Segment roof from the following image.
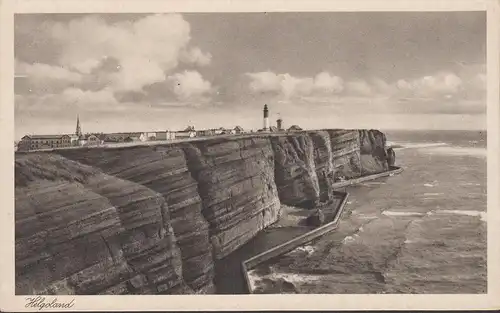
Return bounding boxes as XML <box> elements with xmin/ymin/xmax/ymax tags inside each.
<box><xmin>234</xmin><ymin>126</ymin><xmax>244</xmax><ymax>131</ymax></box>
<box><xmin>22</xmin><ymin>134</ymin><xmax>70</xmax><ymax>140</ymax></box>
<box><xmin>105</xmin><ymin>132</ymin><xmax>142</xmax><ymax>137</ymax></box>
<box><xmin>288</xmin><ymin>125</ymin><xmax>303</xmax><ymax>131</ymax></box>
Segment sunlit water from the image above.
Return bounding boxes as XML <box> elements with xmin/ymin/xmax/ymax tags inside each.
<box><xmin>249</xmin><ymin>130</ymin><xmax>487</xmax><ymax>294</ymax></box>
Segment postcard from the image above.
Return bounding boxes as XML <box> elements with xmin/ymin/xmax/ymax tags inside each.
<box><xmin>1</xmin><ymin>0</ymin><xmax>499</xmax><ymax>311</ymax></box>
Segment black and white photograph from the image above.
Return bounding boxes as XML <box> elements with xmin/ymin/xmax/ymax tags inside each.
<box><xmin>1</xmin><ymin>0</ymin><xmax>499</xmax><ymax>311</ymax></box>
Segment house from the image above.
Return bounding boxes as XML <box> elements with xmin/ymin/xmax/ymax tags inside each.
<box><xmin>234</xmin><ymin>126</ymin><xmax>245</xmax><ymax>134</ymax></box>
<box><xmin>213</xmin><ymin>127</ymin><xmax>225</xmax><ymax>135</ymax></box>
<box><xmin>288</xmin><ymin>125</ymin><xmax>303</xmax><ymax>132</ymax></box>
<box><xmin>18</xmin><ymin>134</ymin><xmax>72</xmax><ymax>151</ymax></box>
<box><xmin>176</xmin><ymin>126</ymin><xmax>197</xmax><ymax>139</ymax></box>
<box><xmin>176</xmin><ymin>131</ymin><xmax>196</xmax><ymax>139</ymax></box>
<box><xmin>218</xmin><ymin>128</ymin><xmax>235</xmax><ymax>135</ymax></box>
<box><xmin>144</xmin><ymin>132</ymin><xmax>157</xmax><ymax>141</ymax></box>
<box><xmin>84</xmin><ymin>134</ymin><xmax>101</xmax><ymax>146</ymax></box>
<box><xmin>126</xmin><ymin>133</ymin><xmax>143</xmax><ymax>142</ymax></box>
<box><xmin>102</xmin><ymin>133</ymin><xmax>128</xmax><ymax>143</ymax></box>
<box><xmin>69</xmin><ymin>134</ymin><xmax>80</xmax><ymax>146</ymax></box>
<box><xmin>153</xmin><ymin>130</ymin><xmax>176</xmax><ymax>141</ymax></box>
<box><xmin>197</xmin><ymin>129</ymin><xmax>214</xmax><ymax>137</ymax></box>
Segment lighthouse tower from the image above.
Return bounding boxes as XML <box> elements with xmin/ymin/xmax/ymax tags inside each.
<box><xmin>263</xmin><ymin>104</ymin><xmax>269</xmax><ymax>130</ymax></box>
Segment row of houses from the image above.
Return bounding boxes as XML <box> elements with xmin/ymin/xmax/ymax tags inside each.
<box><xmin>16</xmin><ymin>125</ymin><xmax>250</xmax><ymax>152</ymax></box>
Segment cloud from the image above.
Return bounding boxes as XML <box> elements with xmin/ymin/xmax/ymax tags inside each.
<box><xmin>180</xmin><ymin>47</ymin><xmax>212</xmax><ymax>67</ymax></box>
<box><xmin>15</xmin><ymin>87</ymin><xmax>119</xmax><ymax>112</ymax></box>
<box><xmin>246</xmin><ymin>71</ymin><xmax>343</xmax><ymax>99</ymax></box>
<box><xmin>346</xmin><ymin>80</ymin><xmax>373</xmax><ymax>96</ymax></box>
<box><xmin>314</xmin><ymin>72</ymin><xmax>344</xmax><ymax>94</ymax></box>
<box><xmin>16</xmin><ymin>60</ymin><xmax>83</xmax><ymax>82</ymax></box>
<box><xmin>246</xmin><ymin>68</ymin><xmax>485</xmax><ymax>106</ymax></box>
<box><xmin>167</xmin><ymin>70</ymin><xmax>213</xmax><ymax>101</ymax></box>
<box><xmin>396</xmin><ymin>72</ymin><xmax>463</xmax><ymax>97</ymax></box>
<box><xmin>15</xmin><ymin>13</ymin><xmax>218</xmax><ymax>113</ymax></box>
<box><xmin>18</xmin><ymin>13</ymin><xmax>212</xmax><ymax>95</ymax></box>
<box><xmin>61</xmin><ymin>87</ymin><xmax>118</xmax><ymax>107</ymax></box>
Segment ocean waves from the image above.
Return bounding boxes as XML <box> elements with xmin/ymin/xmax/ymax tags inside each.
<box><xmin>388</xmin><ymin>141</ymin><xmax>486</xmax><ymax>158</ymax></box>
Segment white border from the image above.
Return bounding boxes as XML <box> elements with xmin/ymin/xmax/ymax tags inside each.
<box><xmin>1</xmin><ymin>0</ymin><xmax>499</xmax><ymax>311</ymax></box>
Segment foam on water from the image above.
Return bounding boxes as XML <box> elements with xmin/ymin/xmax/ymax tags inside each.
<box><xmin>431</xmin><ymin>209</ymin><xmax>487</xmax><ymax>222</ymax></box>
<box><xmin>342</xmin><ymin>234</ymin><xmax>359</xmax><ymax>244</ymax></box>
<box><xmin>390</xmin><ymin>142</ymin><xmax>449</xmax><ymax>150</ymax></box>
<box><xmin>293</xmin><ymin>245</ymin><xmax>315</xmax><ymax>255</ymax></box>
<box><xmin>420</xmin><ymin>146</ymin><xmax>487</xmax><ymax>158</ymax></box>
<box><xmin>246</xmin><ymin>269</ymin><xmax>260</xmax><ymax>291</ymax></box>
<box><xmin>389</xmin><ymin>140</ymin><xmax>486</xmax><ymax>158</ymax></box>
<box><xmin>423</xmin><ymin>193</ymin><xmax>444</xmax><ymax>196</ymax></box>
<box><xmin>382</xmin><ymin>211</ymin><xmax>426</xmax><ymax>217</ymax></box>
<box><xmin>247</xmin><ymin>267</ymin><xmax>323</xmax><ymax>292</ymax></box>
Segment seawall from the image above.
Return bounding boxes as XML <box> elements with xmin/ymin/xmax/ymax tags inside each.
<box><xmin>15</xmin><ymin>129</ymin><xmax>392</xmax><ymax>295</ymax></box>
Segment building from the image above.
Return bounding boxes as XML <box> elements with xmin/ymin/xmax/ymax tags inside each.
<box><xmin>69</xmin><ymin>134</ymin><xmax>79</xmax><ymax>146</ymax></box>
<box><xmin>102</xmin><ymin>132</ymin><xmax>143</xmax><ymax>143</ymax></box>
<box><xmin>127</xmin><ymin>133</ymin><xmax>143</xmax><ymax>142</ymax></box>
<box><xmin>214</xmin><ymin>127</ymin><xmax>225</xmax><ymax>135</ymax></box>
<box><xmin>84</xmin><ymin>134</ymin><xmax>101</xmax><ymax>146</ymax></box>
<box><xmin>263</xmin><ymin>104</ymin><xmax>270</xmax><ymax>130</ymax></box>
<box><xmin>234</xmin><ymin>126</ymin><xmax>245</xmax><ymax>134</ymax></box>
<box><xmin>18</xmin><ymin>134</ymin><xmax>72</xmax><ymax>151</ymax></box>
<box><xmin>75</xmin><ymin>115</ymin><xmax>82</xmax><ymax>137</ymax></box>
<box><xmin>288</xmin><ymin>125</ymin><xmax>303</xmax><ymax>132</ymax></box>
<box><xmin>197</xmin><ymin>129</ymin><xmax>214</xmax><ymax>137</ymax></box>
<box><xmin>277</xmin><ymin>118</ymin><xmax>283</xmax><ymax>131</ymax></box>
<box><xmin>144</xmin><ymin>132</ymin><xmax>157</xmax><ymax>141</ymax></box>
<box><xmin>155</xmin><ymin>131</ymin><xmax>175</xmax><ymax>140</ymax></box>
<box><xmin>102</xmin><ymin>133</ymin><xmax>128</xmax><ymax>143</ymax></box>
<box><xmin>176</xmin><ymin>126</ymin><xmax>197</xmax><ymax>139</ymax></box>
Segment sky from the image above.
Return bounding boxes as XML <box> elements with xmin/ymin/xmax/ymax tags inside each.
<box><xmin>14</xmin><ymin>12</ymin><xmax>486</xmax><ymax>138</ymax></box>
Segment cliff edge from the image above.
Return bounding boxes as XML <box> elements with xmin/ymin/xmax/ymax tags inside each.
<box><xmin>15</xmin><ymin>129</ymin><xmax>394</xmax><ymax>295</ymax></box>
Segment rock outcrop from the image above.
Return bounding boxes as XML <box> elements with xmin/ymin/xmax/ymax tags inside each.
<box><xmin>359</xmin><ymin>129</ymin><xmax>390</xmax><ymax>175</ymax></box>
<box><xmin>308</xmin><ymin>131</ymin><xmax>335</xmax><ymax>202</ymax></box>
<box><xmin>15</xmin><ymin>153</ymin><xmax>190</xmax><ymax>295</ymax></box>
<box><xmin>182</xmin><ymin>137</ymin><xmax>280</xmax><ymax>260</ymax></box>
<box><xmin>15</xmin><ymin>129</ymin><xmax>393</xmax><ymax>295</ymax></box>
<box><xmin>271</xmin><ymin>134</ymin><xmax>320</xmax><ymax>208</ymax></box>
<box><xmin>56</xmin><ymin>145</ymin><xmax>215</xmax><ymax>293</ymax></box>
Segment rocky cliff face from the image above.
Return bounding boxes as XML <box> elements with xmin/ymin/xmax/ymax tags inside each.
<box><xmin>15</xmin><ymin>153</ymin><xmax>190</xmax><ymax>295</ymax></box>
<box><xmin>15</xmin><ymin>129</ymin><xmax>393</xmax><ymax>295</ymax></box>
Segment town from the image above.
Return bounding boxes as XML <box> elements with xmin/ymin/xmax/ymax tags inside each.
<box><xmin>16</xmin><ymin>104</ymin><xmax>303</xmax><ymax>152</ymax></box>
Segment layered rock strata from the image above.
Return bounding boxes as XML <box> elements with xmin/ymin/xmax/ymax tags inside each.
<box><xmin>15</xmin><ymin>153</ymin><xmax>190</xmax><ymax>295</ymax></box>
<box><xmin>15</xmin><ymin>129</ymin><xmax>393</xmax><ymax>295</ymax></box>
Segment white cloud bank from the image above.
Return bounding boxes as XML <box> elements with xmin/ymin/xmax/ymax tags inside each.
<box><xmin>247</xmin><ymin>71</ymin><xmax>344</xmax><ymax>98</ymax></box>
<box><xmin>246</xmin><ymin>69</ymin><xmax>486</xmax><ymax>102</ymax></box>
<box><xmin>15</xmin><ymin>14</ymin><xmax>214</xmax><ymax>110</ymax></box>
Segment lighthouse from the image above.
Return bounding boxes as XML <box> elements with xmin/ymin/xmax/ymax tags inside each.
<box><xmin>263</xmin><ymin>104</ymin><xmax>269</xmax><ymax>130</ymax></box>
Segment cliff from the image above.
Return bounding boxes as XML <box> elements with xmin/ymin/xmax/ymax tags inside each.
<box><xmin>15</xmin><ymin>129</ymin><xmax>394</xmax><ymax>295</ymax></box>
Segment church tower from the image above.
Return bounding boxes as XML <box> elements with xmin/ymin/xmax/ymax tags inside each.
<box><xmin>75</xmin><ymin>115</ymin><xmax>82</xmax><ymax>137</ymax></box>
<box><xmin>263</xmin><ymin>104</ymin><xmax>269</xmax><ymax>130</ymax></box>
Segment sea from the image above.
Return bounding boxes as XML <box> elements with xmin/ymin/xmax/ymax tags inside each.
<box><xmin>245</xmin><ymin>129</ymin><xmax>487</xmax><ymax>294</ymax></box>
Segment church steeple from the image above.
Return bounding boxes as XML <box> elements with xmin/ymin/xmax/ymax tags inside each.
<box><xmin>76</xmin><ymin>115</ymin><xmax>82</xmax><ymax>137</ymax></box>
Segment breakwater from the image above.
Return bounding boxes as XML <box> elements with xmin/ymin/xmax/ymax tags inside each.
<box><xmin>15</xmin><ymin>129</ymin><xmax>393</xmax><ymax>295</ymax></box>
